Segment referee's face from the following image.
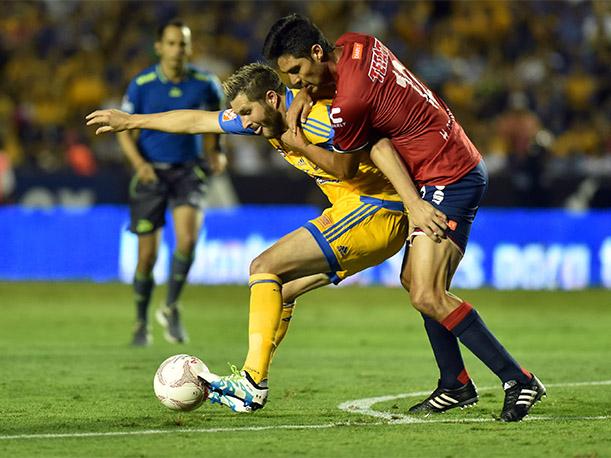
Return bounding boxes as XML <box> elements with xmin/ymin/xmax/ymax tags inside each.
<box><xmin>156</xmin><ymin>25</ymin><xmax>192</xmax><ymax>69</ymax></box>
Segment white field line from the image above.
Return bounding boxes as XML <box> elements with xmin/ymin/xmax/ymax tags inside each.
<box><xmin>1</xmin><ymin>380</ymin><xmax>610</xmax><ymax>441</ymax></box>
<box><xmin>338</xmin><ymin>379</ymin><xmax>611</xmax><ymax>423</ymax></box>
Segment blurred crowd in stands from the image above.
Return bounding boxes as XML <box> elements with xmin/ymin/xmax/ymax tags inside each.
<box><xmin>0</xmin><ymin>0</ymin><xmax>609</xmax><ymax>206</ymax></box>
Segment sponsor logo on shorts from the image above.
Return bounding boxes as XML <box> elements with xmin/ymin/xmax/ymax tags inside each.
<box><xmin>337</xmin><ymin>245</ymin><xmax>349</xmax><ymax>255</ymax></box>
<box><xmin>432</xmin><ymin>186</ymin><xmax>445</xmax><ymax>205</ymax></box>
<box><xmin>447</xmin><ymin>220</ymin><xmax>457</xmax><ymax>231</ymax></box>
<box><xmin>136</xmin><ymin>219</ymin><xmax>154</xmax><ymax>233</ymax></box>
<box><xmin>352</xmin><ymin>43</ymin><xmax>363</xmax><ymax>60</ymax></box>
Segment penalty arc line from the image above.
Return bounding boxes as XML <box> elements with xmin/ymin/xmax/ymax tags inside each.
<box><xmin>0</xmin><ymin>379</ymin><xmax>610</xmax><ymax>441</ymax></box>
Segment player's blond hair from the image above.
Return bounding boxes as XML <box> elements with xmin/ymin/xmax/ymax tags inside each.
<box><xmin>223</xmin><ymin>63</ymin><xmax>285</xmax><ymax>102</ymax></box>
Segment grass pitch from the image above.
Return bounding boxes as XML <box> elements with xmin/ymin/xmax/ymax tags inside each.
<box><xmin>0</xmin><ymin>283</ymin><xmax>609</xmax><ymax>457</ymax></box>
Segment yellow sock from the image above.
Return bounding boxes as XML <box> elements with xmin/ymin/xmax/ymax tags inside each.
<box><xmin>271</xmin><ymin>301</ymin><xmax>296</xmax><ymax>360</ymax></box>
<box><xmin>242</xmin><ymin>273</ymin><xmax>283</xmax><ymax>384</ymax></box>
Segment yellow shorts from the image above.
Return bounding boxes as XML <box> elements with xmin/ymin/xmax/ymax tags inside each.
<box><xmin>304</xmin><ymin>196</ymin><xmax>408</xmax><ymax>283</ymax></box>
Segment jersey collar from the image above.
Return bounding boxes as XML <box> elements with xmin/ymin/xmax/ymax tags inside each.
<box><xmin>155</xmin><ymin>64</ymin><xmax>190</xmax><ymax>84</ymax></box>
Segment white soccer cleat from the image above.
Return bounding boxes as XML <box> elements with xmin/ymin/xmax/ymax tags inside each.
<box><xmin>198</xmin><ymin>365</ymin><xmax>268</xmax><ymax>413</ymax></box>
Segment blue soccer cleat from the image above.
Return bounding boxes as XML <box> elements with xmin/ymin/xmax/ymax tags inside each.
<box><xmin>207</xmin><ymin>391</ymin><xmax>252</xmax><ymax>413</ymax></box>
<box><xmin>198</xmin><ymin>365</ymin><xmax>268</xmax><ymax>412</ymax></box>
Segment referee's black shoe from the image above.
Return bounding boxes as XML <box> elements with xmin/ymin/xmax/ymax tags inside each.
<box><xmin>408</xmin><ymin>379</ymin><xmax>479</xmax><ymax>414</ymax></box>
<box><xmin>500</xmin><ymin>374</ymin><xmax>546</xmax><ymax>422</ymax></box>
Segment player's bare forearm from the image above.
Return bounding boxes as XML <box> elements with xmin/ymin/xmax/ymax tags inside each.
<box><xmin>117</xmin><ymin>131</ymin><xmax>158</xmax><ymax>183</ymax></box>
<box><xmin>280</xmin><ymin>127</ymin><xmax>361</xmax><ymax>179</ymax></box>
<box><xmin>303</xmin><ymin>144</ymin><xmax>361</xmax><ymax>180</ymax></box>
<box><xmin>370</xmin><ymin>138</ymin><xmax>447</xmax><ymax>242</ymax></box>
<box><xmin>203</xmin><ymin>134</ymin><xmax>227</xmax><ymax>175</ymax></box>
<box><xmin>86</xmin><ymin>109</ymin><xmax>224</xmax><ymax>135</ymax></box>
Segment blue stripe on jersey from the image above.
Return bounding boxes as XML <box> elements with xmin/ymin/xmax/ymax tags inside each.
<box><xmin>217</xmin><ymin>110</ymin><xmax>256</xmax><ymax>135</ymax></box>
<box><xmin>304</xmin><ymin>222</ymin><xmax>341</xmax><ymax>273</ymax></box>
<box><xmin>327</xmin><ymin>206</ymin><xmax>380</xmax><ymax>243</ymax></box>
<box><xmin>305</xmin><ymin>117</ymin><xmax>333</xmax><ymax>131</ymax></box>
<box><xmin>302</xmin><ymin>122</ymin><xmax>332</xmax><ymax>138</ymax></box>
<box><xmin>302</xmin><ymin>125</ymin><xmax>332</xmax><ymax>140</ymax></box>
<box><xmin>322</xmin><ymin>204</ymin><xmax>372</xmax><ymax>239</ymax></box>
<box><xmin>360</xmin><ymin>196</ymin><xmax>404</xmax><ymax>212</ymax></box>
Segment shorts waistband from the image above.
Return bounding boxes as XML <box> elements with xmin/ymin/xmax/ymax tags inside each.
<box><xmin>360</xmin><ymin>196</ymin><xmax>404</xmax><ymax>212</ymax></box>
<box><xmin>151</xmin><ymin>161</ymin><xmax>197</xmax><ymax>170</ymax></box>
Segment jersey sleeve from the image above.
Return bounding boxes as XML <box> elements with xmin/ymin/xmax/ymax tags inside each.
<box><xmin>300</xmin><ymin>102</ymin><xmax>335</xmax><ymax>151</ymax></box>
<box><xmin>121</xmin><ymin>79</ymin><xmax>140</xmax><ymax>114</ymax></box>
<box><xmin>330</xmin><ymin>95</ymin><xmax>371</xmax><ymax>153</ymax></box>
<box><xmin>217</xmin><ymin>109</ymin><xmax>255</xmax><ymax>135</ymax></box>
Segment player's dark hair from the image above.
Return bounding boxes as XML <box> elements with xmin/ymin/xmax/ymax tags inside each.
<box><xmin>156</xmin><ymin>19</ymin><xmax>188</xmax><ymax>41</ymax></box>
<box><xmin>262</xmin><ymin>14</ymin><xmax>333</xmax><ymax>63</ymax></box>
<box><xmin>223</xmin><ymin>63</ymin><xmax>285</xmax><ymax>102</ymax></box>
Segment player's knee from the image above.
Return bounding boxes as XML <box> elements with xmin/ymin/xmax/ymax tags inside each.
<box><xmin>409</xmin><ymin>288</ymin><xmax>445</xmax><ymax>320</ymax></box>
<box><xmin>136</xmin><ymin>254</ymin><xmax>157</xmax><ymax>275</ymax></box>
<box><xmin>176</xmin><ymin>237</ymin><xmax>196</xmax><ymax>256</ymax></box>
<box><xmin>249</xmin><ymin>253</ymin><xmax>278</xmax><ymax>276</ymax></box>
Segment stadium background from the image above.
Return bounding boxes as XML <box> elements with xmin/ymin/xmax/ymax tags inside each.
<box><xmin>0</xmin><ymin>0</ymin><xmax>610</xmax><ymax>288</ymax></box>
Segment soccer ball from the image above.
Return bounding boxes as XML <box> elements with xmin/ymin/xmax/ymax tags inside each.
<box><xmin>153</xmin><ymin>354</ymin><xmax>209</xmax><ymax>411</ymax></box>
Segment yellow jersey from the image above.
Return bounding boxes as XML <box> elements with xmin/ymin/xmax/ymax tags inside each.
<box><xmin>267</xmin><ymin>89</ymin><xmax>400</xmax><ymax>206</ymax></box>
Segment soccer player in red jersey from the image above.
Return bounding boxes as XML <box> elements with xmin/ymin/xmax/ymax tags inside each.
<box><xmin>262</xmin><ymin>14</ymin><xmax>545</xmax><ymax>422</ymax></box>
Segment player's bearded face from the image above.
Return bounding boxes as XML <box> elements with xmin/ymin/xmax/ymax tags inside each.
<box><xmin>261</xmin><ymin>103</ymin><xmax>285</xmax><ymax>138</ymax></box>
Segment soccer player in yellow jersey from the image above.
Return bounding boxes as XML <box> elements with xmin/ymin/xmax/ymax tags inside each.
<box><xmin>87</xmin><ymin>63</ymin><xmax>408</xmax><ymax>412</ymax></box>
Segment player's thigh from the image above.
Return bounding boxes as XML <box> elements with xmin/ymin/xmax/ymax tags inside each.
<box><xmin>137</xmin><ymin>230</ymin><xmax>162</xmax><ymax>266</ymax></box>
<box><xmin>406</xmin><ymin>235</ymin><xmax>463</xmax><ymax>296</ymax></box>
<box><xmin>172</xmin><ymin>205</ymin><xmax>203</xmax><ymax>245</ymax></box>
<box><xmin>307</xmin><ymin>202</ymin><xmax>407</xmax><ymax>284</ymax></box>
<box><xmin>251</xmin><ymin>227</ymin><xmax>331</xmax><ymax>282</ymax></box>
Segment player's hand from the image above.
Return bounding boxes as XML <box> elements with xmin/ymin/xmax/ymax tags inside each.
<box><xmin>86</xmin><ymin>109</ymin><xmax>131</xmax><ymax>135</ymax></box>
<box><xmin>408</xmin><ymin>199</ymin><xmax>448</xmax><ymax>243</ymax></box>
<box><xmin>207</xmin><ymin>151</ymin><xmax>228</xmax><ymax>175</ymax></box>
<box><xmin>280</xmin><ymin>126</ymin><xmax>311</xmax><ymax>153</ymax></box>
<box><xmin>135</xmin><ymin>162</ymin><xmax>158</xmax><ymax>184</ymax></box>
<box><xmin>286</xmin><ymin>89</ymin><xmax>314</xmax><ymax>133</ymax></box>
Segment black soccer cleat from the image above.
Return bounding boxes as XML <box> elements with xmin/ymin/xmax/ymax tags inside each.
<box><xmin>156</xmin><ymin>306</ymin><xmax>189</xmax><ymax>344</ymax></box>
<box><xmin>131</xmin><ymin>320</ymin><xmax>152</xmax><ymax>347</ymax></box>
<box><xmin>409</xmin><ymin>379</ymin><xmax>479</xmax><ymax>414</ymax></box>
<box><xmin>500</xmin><ymin>374</ymin><xmax>546</xmax><ymax>422</ymax></box>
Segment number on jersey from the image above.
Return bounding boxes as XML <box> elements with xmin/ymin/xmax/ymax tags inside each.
<box><xmin>391</xmin><ymin>58</ymin><xmax>440</xmax><ymax>110</ymax></box>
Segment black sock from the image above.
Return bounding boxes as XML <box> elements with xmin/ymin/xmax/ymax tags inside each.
<box><xmin>421</xmin><ymin>313</ymin><xmax>470</xmax><ymax>389</ymax></box>
<box><xmin>166</xmin><ymin>251</ymin><xmax>193</xmax><ymax>308</ymax></box>
<box><xmin>442</xmin><ymin>302</ymin><xmax>531</xmax><ymax>384</ymax></box>
<box><xmin>134</xmin><ymin>273</ymin><xmax>154</xmax><ymax>323</ymax></box>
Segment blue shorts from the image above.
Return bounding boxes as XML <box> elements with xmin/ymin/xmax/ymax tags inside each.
<box><xmin>414</xmin><ymin>161</ymin><xmax>488</xmax><ymax>253</ymax></box>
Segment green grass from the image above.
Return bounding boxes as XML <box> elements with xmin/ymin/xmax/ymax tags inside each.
<box><xmin>0</xmin><ymin>283</ymin><xmax>609</xmax><ymax>458</ymax></box>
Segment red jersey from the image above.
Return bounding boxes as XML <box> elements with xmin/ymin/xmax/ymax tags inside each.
<box><xmin>331</xmin><ymin>33</ymin><xmax>481</xmax><ymax>187</ymax></box>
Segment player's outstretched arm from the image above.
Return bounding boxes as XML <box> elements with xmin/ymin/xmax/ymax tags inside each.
<box><xmin>281</xmin><ymin>127</ymin><xmax>361</xmax><ymax>179</ymax></box>
<box><xmin>371</xmin><ymin>138</ymin><xmax>448</xmax><ymax>243</ymax></box>
<box><xmin>86</xmin><ymin>109</ymin><xmax>224</xmax><ymax>135</ymax></box>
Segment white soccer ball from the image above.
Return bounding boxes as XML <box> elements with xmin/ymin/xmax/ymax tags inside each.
<box><xmin>153</xmin><ymin>354</ymin><xmax>209</xmax><ymax>411</ymax></box>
